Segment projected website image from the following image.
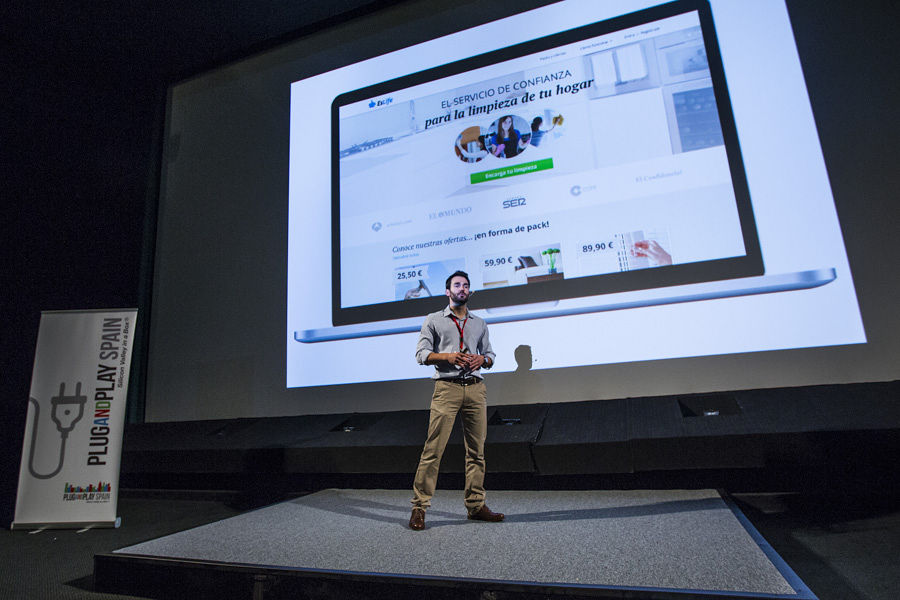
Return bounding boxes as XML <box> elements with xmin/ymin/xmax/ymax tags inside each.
<box><xmin>393</xmin><ymin>259</ymin><xmax>465</xmax><ymax>301</ymax></box>
<box><xmin>336</xmin><ymin>13</ymin><xmax>748</xmax><ymax>311</ymax></box>
<box><xmin>453</xmin><ymin>112</ymin><xmax>564</xmax><ymax>165</ymax></box>
<box><xmin>337</xmin><ymin>69</ymin><xmax>594</xmax><ymax>214</ymax></box>
<box><xmin>481</xmin><ymin>243</ymin><xmax>564</xmax><ymax>289</ymax></box>
<box><xmin>477</xmin><ymin>227</ymin><xmax>675</xmax><ymax>291</ymax></box>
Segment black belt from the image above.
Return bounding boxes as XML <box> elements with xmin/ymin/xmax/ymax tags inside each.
<box><xmin>444</xmin><ymin>376</ymin><xmax>480</xmax><ymax>386</ymax></box>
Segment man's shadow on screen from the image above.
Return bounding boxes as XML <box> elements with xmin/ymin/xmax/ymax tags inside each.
<box><xmin>495</xmin><ymin>344</ymin><xmax>548</xmax><ymax>406</ymax></box>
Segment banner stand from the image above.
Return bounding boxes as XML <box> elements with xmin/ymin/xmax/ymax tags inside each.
<box><xmin>12</xmin><ymin>309</ymin><xmax>137</xmax><ymax>531</ymax></box>
<box><xmin>11</xmin><ymin>517</ymin><xmax>122</xmax><ymax>531</ymax></box>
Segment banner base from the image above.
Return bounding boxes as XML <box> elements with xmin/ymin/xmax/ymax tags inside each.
<box><xmin>11</xmin><ymin>517</ymin><xmax>121</xmax><ymax>531</ymax></box>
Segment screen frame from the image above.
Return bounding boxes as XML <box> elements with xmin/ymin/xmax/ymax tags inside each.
<box><xmin>328</xmin><ymin>0</ymin><xmax>762</xmax><ymax>326</ymax></box>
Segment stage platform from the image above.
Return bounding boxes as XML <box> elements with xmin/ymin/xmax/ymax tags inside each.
<box><xmin>95</xmin><ymin>489</ymin><xmax>816</xmax><ymax>599</ymax></box>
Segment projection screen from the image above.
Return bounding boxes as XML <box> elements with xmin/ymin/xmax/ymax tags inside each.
<box><xmin>147</xmin><ymin>0</ymin><xmax>889</xmax><ymax>423</ymax></box>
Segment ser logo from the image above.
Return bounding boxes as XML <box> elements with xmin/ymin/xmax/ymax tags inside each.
<box><xmin>502</xmin><ymin>196</ymin><xmax>526</xmax><ymax>209</ymax></box>
<box><xmin>368</xmin><ymin>97</ymin><xmax>393</xmax><ymax>108</ymax></box>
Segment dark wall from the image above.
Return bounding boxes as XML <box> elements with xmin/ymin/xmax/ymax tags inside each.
<box><xmin>785</xmin><ymin>0</ymin><xmax>900</xmax><ymax>349</ymax></box>
<box><xmin>2</xmin><ymin>0</ymin><xmax>898</xmax><ymax>520</ymax></box>
<box><xmin>1</xmin><ymin>0</ymin><xmax>396</xmax><ymax>524</ymax></box>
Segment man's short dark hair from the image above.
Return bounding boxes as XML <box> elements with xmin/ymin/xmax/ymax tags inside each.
<box><xmin>445</xmin><ymin>270</ymin><xmax>470</xmax><ymax>289</ymax></box>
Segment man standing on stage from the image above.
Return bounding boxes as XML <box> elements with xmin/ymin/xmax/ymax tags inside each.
<box><xmin>409</xmin><ymin>270</ymin><xmax>504</xmax><ymax>531</ymax></box>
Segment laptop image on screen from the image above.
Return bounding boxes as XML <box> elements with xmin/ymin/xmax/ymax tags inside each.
<box><xmin>294</xmin><ymin>0</ymin><xmax>835</xmax><ymax>344</ymax></box>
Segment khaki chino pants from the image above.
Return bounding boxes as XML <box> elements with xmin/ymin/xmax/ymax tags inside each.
<box><xmin>411</xmin><ymin>379</ymin><xmax>487</xmax><ymax>512</ymax></box>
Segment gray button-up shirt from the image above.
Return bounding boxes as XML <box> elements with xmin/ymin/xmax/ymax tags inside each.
<box><xmin>415</xmin><ymin>306</ymin><xmax>496</xmax><ymax>380</ymax></box>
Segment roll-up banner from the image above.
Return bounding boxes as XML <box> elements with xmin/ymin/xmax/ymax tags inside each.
<box><xmin>12</xmin><ymin>309</ymin><xmax>137</xmax><ymax>530</ymax></box>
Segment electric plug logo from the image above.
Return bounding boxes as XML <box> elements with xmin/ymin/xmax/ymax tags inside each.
<box><xmin>28</xmin><ymin>382</ymin><xmax>87</xmax><ymax>480</ymax></box>
<box><xmin>50</xmin><ymin>382</ymin><xmax>87</xmax><ymax>434</ymax></box>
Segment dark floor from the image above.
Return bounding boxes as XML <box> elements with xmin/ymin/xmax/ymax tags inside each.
<box><xmin>0</xmin><ymin>494</ymin><xmax>244</xmax><ymax>600</ymax></box>
<box><xmin>733</xmin><ymin>492</ymin><xmax>900</xmax><ymax>600</ymax></box>
<box><xmin>1</xmin><ymin>489</ymin><xmax>897</xmax><ymax>600</ymax></box>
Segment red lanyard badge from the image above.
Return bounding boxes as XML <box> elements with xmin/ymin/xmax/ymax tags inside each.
<box><xmin>450</xmin><ymin>315</ymin><xmax>468</xmax><ymax>352</ymax></box>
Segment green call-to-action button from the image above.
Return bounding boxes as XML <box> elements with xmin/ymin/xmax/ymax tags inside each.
<box><xmin>470</xmin><ymin>158</ymin><xmax>554</xmax><ymax>184</ymax></box>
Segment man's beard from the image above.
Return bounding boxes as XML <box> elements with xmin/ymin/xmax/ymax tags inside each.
<box><xmin>454</xmin><ymin>292</ymin><xmax>469</xmax><ymax>304</ymax></box>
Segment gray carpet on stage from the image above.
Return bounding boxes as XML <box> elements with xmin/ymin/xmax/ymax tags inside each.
<box><xmin>114</xmin><ymin>489</ymin><xmax>798</xmax><ymax>595</ymax></box>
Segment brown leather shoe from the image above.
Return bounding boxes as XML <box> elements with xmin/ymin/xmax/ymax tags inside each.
<box><xmin>409</xmin><ymin>508</ymin><xmax>425</xmax><ymax>530</ymax></box>
<box><xmin>468</xmin><ymin>504</ymin><xmax>504</xmax><ymax>522</ymax></box>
